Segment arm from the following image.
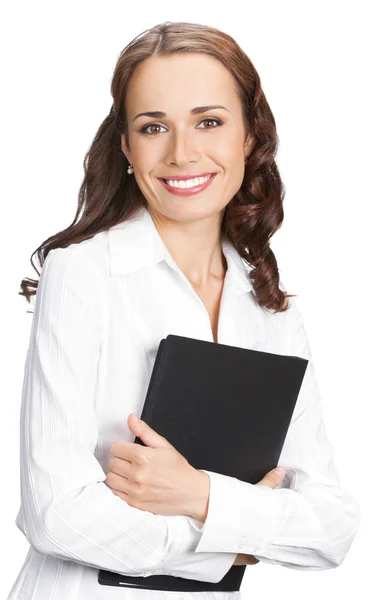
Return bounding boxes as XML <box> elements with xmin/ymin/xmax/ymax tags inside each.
<box><xmin>16</xmin><ymin>246</ymin><xmax>236</xmax><ymax>583</ymax></box>
<box><xmin>184</xmin><ymin>298</ymin><xmax>361</xmax><ymax>570</ymax></box>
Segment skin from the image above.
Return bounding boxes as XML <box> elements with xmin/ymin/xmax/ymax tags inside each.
<box><xmin>106</xmin><ymin>54</ymin><xmax>285</xmax><ymax>567</ymax></box>
<box><xmin>107</xmin><ymin>414</ymin><xmax>285</xmax><ymax>567</ymax></box>
<box><xmin>120</xmin><ymin>52</ymin><xmax>254</xmax><ymax>286</ymax></box>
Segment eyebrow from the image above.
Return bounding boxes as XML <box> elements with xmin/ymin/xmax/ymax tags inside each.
<box><xmin>132</xmin><ymin>105</ymin><xmax>230</xmax><ymax>123</ymax></box>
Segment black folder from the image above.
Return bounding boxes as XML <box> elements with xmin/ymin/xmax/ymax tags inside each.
<box><xmin>99</xmin><ymin>334</ymin><xmax>308</xmax><ymax>592</ymax></box>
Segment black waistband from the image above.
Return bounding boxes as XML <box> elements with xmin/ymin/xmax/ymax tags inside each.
<box><xmin>98</xmin><ymin>564</ymin><xmax>246</xmax><ymax>592</ymax></box>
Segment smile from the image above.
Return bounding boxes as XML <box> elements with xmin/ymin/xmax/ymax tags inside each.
<box><xmin>157</xmin><ymin>173</ymin><xmax>216</xmax><ymax>196</ymax></box>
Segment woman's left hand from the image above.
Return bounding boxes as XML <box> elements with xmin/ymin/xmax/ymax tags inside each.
<box><xmin>105</xmin><ymin>413</ymin><xmax>206</xmax><ymax>517</ymax></box>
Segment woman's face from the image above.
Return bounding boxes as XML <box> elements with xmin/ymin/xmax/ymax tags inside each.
<box><xmin>121</xmin><ymin>53</ymin><xmax>253</xmax><ymax>223</ymax></box>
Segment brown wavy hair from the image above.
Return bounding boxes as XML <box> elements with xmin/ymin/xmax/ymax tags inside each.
<box><xmin>19</xmin><ymin>21</ymin><xmax>296</xmax><ymax>313</ymax></box>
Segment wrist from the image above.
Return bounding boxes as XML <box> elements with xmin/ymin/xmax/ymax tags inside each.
<box><xmin>186</xmin><ymin>468</ymin><xmax>210</xmax><ymax>522</ymax></box>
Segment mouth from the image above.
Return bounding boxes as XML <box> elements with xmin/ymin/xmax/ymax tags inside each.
<box><xmin>157</xmin><ymin>173</ymin><xmax>217</xmax><ymax>196</ymax></box>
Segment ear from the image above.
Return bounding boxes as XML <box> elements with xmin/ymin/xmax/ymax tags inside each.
<box><xmin>121</xmin><ymin>134</ymin><xmax>131</xmax><ymax>163</ymax></box>
<box><xmin>244</xmin><ymin>131</ymin><xmax>255</xmax><ymax>160</ymax></box>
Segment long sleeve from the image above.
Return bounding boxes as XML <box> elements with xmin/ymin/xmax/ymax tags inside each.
<box><xmin>186</xmin><ymin>298</ymin><xmax>361</xmax><ymax>570</ymax></box>
<box><xmin>16</xmin><ymin>246</ymin><xmax>236</xmax><ymax>583</ymax></box>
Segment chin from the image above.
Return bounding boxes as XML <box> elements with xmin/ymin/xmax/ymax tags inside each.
<box><xmin>168</xmin><ymin>203</ymin><xmax>225</xmax><ymax>222</ymax></box>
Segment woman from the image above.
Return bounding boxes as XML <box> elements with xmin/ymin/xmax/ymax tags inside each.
<box><xmin>8</xmin><ymin>21</ymin><xmax>360</xmax><ymax>600</ymax></box>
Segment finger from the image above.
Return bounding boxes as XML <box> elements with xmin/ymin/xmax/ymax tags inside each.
<box><xmin>127</xmin><ymin>413</ymin><xmax>174</xmax><ymax>450</ymax></box>
<box><xmin>105</xmin><ymin>471</ymin><xmax>130</xmax><ymax>494</ymax></box>
<box><xmin>256</xmin><ymin>467</ymin><xmax>285</xmax><ymax>488</ymax></box>
<box><xmin>110</xmin><ymin>488</ymin><xmax>130</xmax><ymax>504</ymax></box>
<box><xmin>110</xmin><ymin>440</ymin><xmax>144</xmax><ymax>462</ymax></box>
<box><xmin>109</xmin><ymin>456</ymin><xmax>133</xmax><ymax>478</ymax></box>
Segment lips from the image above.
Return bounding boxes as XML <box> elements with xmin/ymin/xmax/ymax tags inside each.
<box><xmin>159</xmin><ymin>172</ymin><xmax>215</xmax><ymax>182</ymax></box>
<box><xmin>157</xmin><ymin>173</ymin><xmax>217</xmax><ymax>196</ymax></box>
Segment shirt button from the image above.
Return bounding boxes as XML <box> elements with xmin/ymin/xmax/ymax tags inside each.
<box><xmin>238</xmin><ymin>536</ymin><xmax>247</xmax><ymax>548</ymax></box>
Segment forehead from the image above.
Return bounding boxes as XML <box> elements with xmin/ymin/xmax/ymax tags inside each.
<box><xmin>125</xmin><ymin>54</ymin><xmax>240</xmax><ymax>114</ymax></box>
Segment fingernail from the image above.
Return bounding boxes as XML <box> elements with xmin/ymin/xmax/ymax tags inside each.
<box><xmin>272</xmin><ymin>467</ymin><xmax>285</xmax><ymax>477</ymax></box>
<box><xmin>132</xmin><ymin>413</ymin><xmax>139</xmax><ymax>422</ymax></box>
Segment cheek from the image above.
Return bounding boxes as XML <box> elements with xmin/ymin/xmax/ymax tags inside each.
<box><xmin>223</xmin><ymin>159</ymin><xmax>246</xmax><ymax>198</ymax></box>
<box><xmin>217</xmin><ymin>146</ymin><xmax>245</xmax><ymax>176</ymax></box>
<box><xmin>210</xmin><ymin>133</ymin><xmax>244</xmax><ymax>167</ymax></box>
<box><xmin>135</xmin><ymin>138</ymin><xmax>164</xmax><ymax>160</ymax></box>
<box><xmin>129</xmin><ymin>138</ymin><xmax>159</xmax><ymax>172</ymax></box>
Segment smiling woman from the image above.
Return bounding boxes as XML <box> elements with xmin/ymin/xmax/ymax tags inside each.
<box><xmin>11</xmin><ymin>18</ymin><xmax>360</xmax><ymax>600</ymax></box>
<box><xmin>20</xmin><ymin>20</ymin><xmax>290</xmax><ymax>314</ymax></box>
<box><xmin>118</xmin><ymin>51</ymin><xmax>261</xmax><ymax>284</ymax></box>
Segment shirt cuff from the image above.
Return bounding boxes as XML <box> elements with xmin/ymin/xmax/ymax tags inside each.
<box><xmin>186</xmin><ymin>515</ymin><xmax>206</xmax><ymax>532</ymax></box>
<box><xmin>149</xmin><ymin>513</ymin><xmax>238</xmax><ymax>583</ymax></box>
<box><xmin>192</xmin><ymin>470</ymin><xmax>283</xmax><ymax>556</ymax></box>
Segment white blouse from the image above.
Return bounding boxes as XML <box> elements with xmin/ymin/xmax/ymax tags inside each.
<box><xmin>7</xmin><ymin>204</ymin><xmax>360</xmax><ymax>600</ymax></box>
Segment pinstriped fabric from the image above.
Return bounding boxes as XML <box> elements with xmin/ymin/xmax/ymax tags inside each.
<box><xmin>7</xmin><ymin>205</ymin><xmax>360</xmax><ymax>598</ymax></box>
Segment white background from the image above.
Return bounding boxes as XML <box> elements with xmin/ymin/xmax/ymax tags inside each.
<box><xmin>1</xmin><ymin>0</ymin><xmax>386</xmax><ymax>597</ymax></box>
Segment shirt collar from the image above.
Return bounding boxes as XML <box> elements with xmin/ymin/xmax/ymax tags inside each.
<box><xmin>107</xmin><ymin>204</ymin><xmax>255</xmax><ymax>296</ymax></box>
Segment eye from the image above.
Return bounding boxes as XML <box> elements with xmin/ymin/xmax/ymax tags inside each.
<box><xmin>140</xmin><ymin>123</ymin><xmax>168</xmax><ymax>135</ymax></box>
<box><xmin>139</xmin><ymin>118</ymin><xmax>224</xmax><ymax>136</ymax></box>
<box><xmin>197</xmin><ymin>118</ymin><xmax>224</xmax><ymax>130</ymax></box>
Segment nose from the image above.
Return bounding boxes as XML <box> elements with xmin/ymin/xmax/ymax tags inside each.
<box><xmin>165</xmin><ymin>127</ymin><xmax>201</xmax><ymax>167</ymax></box>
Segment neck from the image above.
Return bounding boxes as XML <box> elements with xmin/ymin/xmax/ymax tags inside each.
<box><xmin>147</xmin><ymin>206</ymin><xmax>227</xmax><ymax>285</ymax></box>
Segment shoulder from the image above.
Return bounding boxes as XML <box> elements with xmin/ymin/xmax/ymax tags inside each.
<box><xmin>241</xmin><ymin>259</ymin><xmax>304</xmax><ymax>344</ymax></box>
<box><xmin>274</xmin><ymin>295</ymin><xmax>304</xmax><ymax>329</ymax></box>
<box><xmin>30</xmin><ymin>231</ymin><xmax>110</xmax><ymax>315</ymax></box>
<box><xmin>44</xmin><ymin>231</ymin><xmax>110</xmax><ymax>278</ymax></box>
<box><xmin>37</xmin><ymin>230</ymin><xmax>110</xmax><ymax>293</ymax></box>
<box><xmin>262</xmin><ymin>296</ymin><xmax>310</xmax><ymax>360</ymax></box>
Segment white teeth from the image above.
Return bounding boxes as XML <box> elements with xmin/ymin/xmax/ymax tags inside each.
<box><xmin>165</xmin><ymin>174</ymin><xmax>212</xmax><ymax>189</ymax></box>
